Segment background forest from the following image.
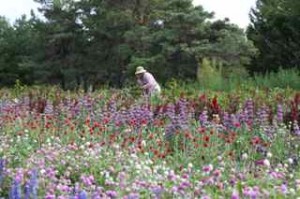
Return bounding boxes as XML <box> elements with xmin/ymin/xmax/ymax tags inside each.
<box><xmin>0</xmin><ymin>0</ymin><xmax>299</xmax><ymax>90</ymax></box>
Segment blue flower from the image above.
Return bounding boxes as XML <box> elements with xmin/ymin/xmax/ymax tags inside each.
<box><xmin>79</xmin><ymin>190</ymin><xmax>88</xmax><ymax>199</ymax></box>
<box><xmin>24</xmin><ymin>169</ymin><xmax>39</xmax><ymax>199</ymax></box>
<box><xmin>0</xmin><ymin>158</ymin><xmax>5</xmax><ymax>184</ymax></box>
<box><xmin>9</xmin><ymin>179</ymin><xmax>22</xmax><ymax>199</ymax></box>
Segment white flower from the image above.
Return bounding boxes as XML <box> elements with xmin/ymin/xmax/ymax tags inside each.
<box><xmin>136</xmin><ymin>164</ymin><xmax>141</xmax><ymax>170</ymax></box>
<box><xmin>242</xmin><ymin>153</ymin><xmax>248</xmax><ymax>160</ymax></box>
<box><xmin>141</xmin><ymin>140</ymin><xmax>146</xmax><ymax>147</ymax></box>
<box><xmin>188</xmin><ymin>163</ymin><xmax>193</xmax><ymax>168</ymax></box>
<box><xmin>124</xmin><ymin>128</ymin><xmax>131</xmax><ymax>133</ymax></box>
<box><xmin>263</xmin><ymin>159</ymin><xmax>270</xmax><ymax>167</ymax></box>
<box><xmin>125</xmin><ymin>187</ymin><xmax>131</xmax><ymax>192</ymax></box>
<box><xmin>267</xmin><ymin>152</ymin><xmax>272</xmax><ymax>158</ymax></box>
<box><xmin>130</xmin><ymin>154</ymin><xmax>138</xmax><ymax>159</ymax></box>
<box><xmin>288</xmin><ymin>158</ymin><xmax>293</xmax><ymax>164</ymax></box>
<box><xmin>289</xmin><ymin>188</ymin><xmax>295</xmax><ymax>195</ymax></box>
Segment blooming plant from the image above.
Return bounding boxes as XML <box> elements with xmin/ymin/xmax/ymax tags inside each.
<box><xmin>0</xmin><ymin>87</ymin><xmax>299</xmax><ymax>198</ymax></box>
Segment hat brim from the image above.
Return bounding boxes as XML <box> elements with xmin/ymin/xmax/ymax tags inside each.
<box><xmin>135</xmin><ymin>70</ymin><xmax>146</xmax><ymax>75</ymax></box>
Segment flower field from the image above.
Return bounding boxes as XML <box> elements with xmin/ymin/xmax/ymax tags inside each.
<box><xmin>0</xmin><ymin>87</ymin><xmax>300</xmax><ymax>199</ymax></box>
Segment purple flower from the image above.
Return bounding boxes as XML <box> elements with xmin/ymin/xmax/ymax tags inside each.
<box><xmin>57</xmin><ymin>196</ymin><xmax>68</xmax><ymax>199</ymax></box>
<box><xmin>81</xmin><ymin>175</ymin><xmax>94</xmax><ymax>186</ymax></box>
<box><xmin>230</xmin><ymin>114</ymin><xmax>240</xmax><ymax>128</ymax></box>
<box><xmin>280</xmin><ymin>183</ymin><xmax>288</xmax><ymax>194</ymax></box>
<box><xmin>243</xmin><ymin>186</ymin><xmax>259</xmax><ymax>199</ymax></box>
<box><xmin>257</xmin><ymin>107</ymin><xmax>269</xmax><ymax>126</ymax></box>
<box><xmin>171</xmin><ymin>186</ymin><xmax>179</xmax><ymax>193</ymax></box>
<box><xmin>231</xmin><ymin>189</ymin><xmax>240</xmax><ymax>199</ymax></box>
<box><xmin>244</xmin><ymin>99</ymin><xmax>254</xmax><ymax>125</ymax></box>
<box><xmin>9</xmin><ymin>179</ymin><xmax>22</xmax><ymax>199</ymax></box>
<box><xmin>202</xmin><ymin>164</ymin><xmax>213</xmax><ymax>173</ymax></box>
<box><xmin>151</xmin><ymin>186</ymin><xmax>163</xmax><ymax>198</ymax></box>
<box><xmin>79</xmin><ymin>190</ymin><xmax>88</xmax><ymax>199</ymax></box>
<box><xmin>293</xmin><ymin>121</ymin><xmax>300</xmax><ymax>136</ymax></box>
<box><xmin>106</xmin><ymin>190</ymin><xmax>117</xmax><ymax>198</ymax></box>
<box><xmin>45</xmin><ymin>193</ymin><xmax>55</xmax><ymax>199</ymax></box>
<box><xmin>124</xmin><ymin>193</ymin><xmax>139</xmax><ymax>199</ymax></box>
<box><xmin>24</xmin><ymin>169</ymin><xmax>39</xmax><ymax>199</ymax></box>
<box><xmin>277</xmin><ymin>104</ymin><xmax>284</xmax><ymax>123</ymax></box>
<box><xmin>199</xmin><ymin>109</ymin><xmax>208</xmax><ymax>127</ymax></box>
<box><xmin>222</xmin><ymin>112</ymin><xmax>230</xmax><ymax>128</ymax></box>
<box><xmin>0</xmin><ymin>158</ymin><xmax>5</xmax><ymax>184</ymax></box>
<box><xmin>179</xmin><ymin>181</ymin><xmax>191</xmax><ymax>189</ymax></box>
<box><xmin>15</xmin><ymin>169</ymin><xmax>24</xmax><ymax>183</ymax></box>
<box><xmin>92</xmin><ymin>187</ymin><xmax>103</xmax><ymax>199</ymax></box>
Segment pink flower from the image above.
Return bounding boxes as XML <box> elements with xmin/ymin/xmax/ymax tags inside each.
<box><xmin>213</xmin><ymin>169</ymin><xmax>221</xmax><ymax>177</ymax></box>
<box><xmin>202</xmin><ymin>164</ymin><xmax>213</xmax><ymax>173</ymax></box>
<box><xmin>231</xmin><ymin>189</ymin><xmax>239</xmax><ymax>199</ymax></box>
<box><xmin>280</xmin><ymin>184</ymin><xmax>288</xmax><ymax>194</ymax></box>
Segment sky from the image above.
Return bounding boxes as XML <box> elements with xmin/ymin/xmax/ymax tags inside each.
<box><xmin>194</xmin><ymin>0</ymin><xmax>257</xmax><ymax>28</ymax></box>
<box><xmin>0</xmin><ymin>0</ymin><xmax>257</xmax><ymax>29</ymax></box>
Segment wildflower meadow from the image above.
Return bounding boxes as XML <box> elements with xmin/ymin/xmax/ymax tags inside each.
<box><xmin>0</xmin><ymin>86</ymin><xmax>300</xmax><ymax>199</ymax></box>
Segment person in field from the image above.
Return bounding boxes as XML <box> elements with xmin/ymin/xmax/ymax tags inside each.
<box><xmin>135</xmin><ymin>66</ymin><xmax>161</xmax><ymax>98</ymax></box>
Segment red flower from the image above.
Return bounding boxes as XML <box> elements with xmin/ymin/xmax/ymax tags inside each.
<box><xmin>199</xmin><ymin>94</ymin><xmax>207</xmax><ymax>102</ymax></box>
<box><xmin>141</xmin><ymin>118</ymin><xmax>147</xmax><ymax>125</ymax></box>
<box><xmin>198</xmin><ymin>127</ymin><xmax>206</xmax><ymax>134</ymax></box>
<box><xmin>102</xmin><ymin>117</ymin><xmax>110</xmax><ymax>124</ymax></box>
<box><xmin>85</xmin><ymin>115</ymin><xmax>91</xmax><ymax>126</ymax></box>
<box><xmin>251</xmin><ymin>136</ymin><xmax>261</xmax><ymax>145</ymax></box>
<box><xmin>211</xmin><ymin>96</ymin><xmax>221</xmax><ymax>113</ymax></box>
<box><xmin>203</xmin><ymin>135</ymin><xmax>210</xmax><ymax>142</ymax></box>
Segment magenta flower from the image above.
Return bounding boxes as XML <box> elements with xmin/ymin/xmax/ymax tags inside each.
<box><xmin>202</xmin><ymin>164</ymin><xmax>213</xmax><ymax>173</ymax></box>
<box><xmin>231</xmin><ymin>189</ymin><xmax>239</xmax><ymax>199</ymax></box>
<box><xmin>106</xmin><ymin>190</ymin><xmax>117</xmax><ymax>198</ymax></box>
<box><xmin>45</xmin><ymin>193</ymin><xmax>56</xmax><ymax>199</ymax></box>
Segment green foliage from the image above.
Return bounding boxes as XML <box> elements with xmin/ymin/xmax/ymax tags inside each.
<box><xmin>247</xmin><ymin>0</ymin><xmax>300</xmax><ymax>73</ymax></box>
<box><xmin>197</xmin><ymin>57</ymin><xmax>223</xmax><ymax>90</ymax></box>
<box><xmin>0</xmin><ymin>0</ymin><xmax>256</xmax><ymax>89</ymax></box>
<box><xmin>12</xmin><ymin>79</ymin><xmax>27</xmax><ymax>98</ymax></box>
<box><xmin>252</xmin><ymin>67</ymin><xmax>300</xmax><ymax>89</ymax></box>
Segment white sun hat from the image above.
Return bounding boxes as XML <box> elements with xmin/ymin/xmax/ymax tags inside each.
<box><xmin>135</xmin><ymin>66</ymin><xmax>147</xmax><ymax>75</ymax></box>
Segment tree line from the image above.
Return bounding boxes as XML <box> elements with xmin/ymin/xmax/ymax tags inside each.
<box><xmin>0</xmin><ymin>0</ymin><xmax>299</xmax><ymax>90</ymax></box>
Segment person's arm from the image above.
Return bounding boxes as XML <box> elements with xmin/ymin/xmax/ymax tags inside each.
<box><xmin>137</xmin><ymin>78</ymin><xmax>143</xmax><ymax>86</ymax></box>
<box><xmin>142</xmin><ymin>73</ymin><xmax>156</xmax><ymax>89</ymax></box>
